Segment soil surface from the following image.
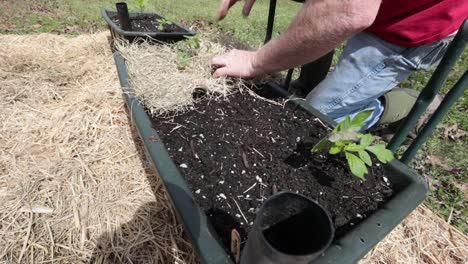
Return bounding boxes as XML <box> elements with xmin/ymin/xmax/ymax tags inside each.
<box><xmin>110</xmin><ymin>14</ymin><xmax>184</xmax><ymax>33</ymax></box>
<box><xmin>150</xmin><ymin>89</ymin><xmax>393</xmax><ymax>252</ymax></box>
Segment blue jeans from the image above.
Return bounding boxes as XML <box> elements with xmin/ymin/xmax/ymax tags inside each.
<box><xmin>305</xmin><ymin>32</ymin><xmax>454</xmax><ymax>130</ymax></box>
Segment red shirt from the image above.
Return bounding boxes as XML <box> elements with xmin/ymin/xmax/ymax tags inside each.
<box><xmin>366</xmin><ymin>0</ymin><xmax>467</xmax><ymax>47</ymax></box>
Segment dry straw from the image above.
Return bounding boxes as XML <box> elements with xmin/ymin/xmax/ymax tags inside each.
<box><xmin>0</xmin><ymin>32</ymin><xmax>466</xmax><ymax>264</ymax></box>
<box><xmin>116</xmin><ymin>37</ymin><xmax>246</xmax><ymax>117</ymax></box>
<box><xmin>0</xmin><ymin>33</ymin><xmax>195</xmax><ymax>263</ymax></box>
<box><xmin>116</xmin><ymin>36</ymin><xmax>278</xmax><ymax>117</ymax></box>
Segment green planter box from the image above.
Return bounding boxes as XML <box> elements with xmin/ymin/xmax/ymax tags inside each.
<box><xmin>113</xmin><ymin>53</ymin><xmax>428</xmax><ymax>264</ymax></box>
<box><xmin>101</xmin><ymin>9</ymin><xmax>195</xmax><ymax>44</ymax></box>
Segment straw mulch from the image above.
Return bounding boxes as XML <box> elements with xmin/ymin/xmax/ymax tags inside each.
<box><xmin>117</xmin><ymin>39</ymin><xmax>240</xmax><ymax>117</ymax></box>
<box><xmin>0</xmin><ymin>32</ymin><xmax>466</xmax><ymax>264</ymax></box>
<box><xmin>0</xmin><ymin>33</ymin><xmax>195</xmax><ymax>263</ymax></box>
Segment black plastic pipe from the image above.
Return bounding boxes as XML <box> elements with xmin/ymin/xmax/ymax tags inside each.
<box><xmin>240</xmin><ymin>192</ymin><xmax>334</xmax><ymax>264</ymax></box>
<box><xmin>116</xmin><ymin>2</ymin><xmax>132</xmax><ymax>31</ymax></box>
<box><xmin>284</xmin><ymin>69</ymin><xmax>294</xmax><ymax>89</ymax></box>
<box><xmin>264</xmin><ymin>0</ymin><xmax>277</xmax><ymax>44</ymax></box>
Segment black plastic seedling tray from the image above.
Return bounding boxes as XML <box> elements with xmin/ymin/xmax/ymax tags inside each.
<box><xmin>113</xmin><ymin>52</ymin><xmax>428</xmax><ymax>264</ymax></box>
<box><xmin>101</xmin><ymin>9</ymin><xmax>195</xmax><ymax>44</ymax></box>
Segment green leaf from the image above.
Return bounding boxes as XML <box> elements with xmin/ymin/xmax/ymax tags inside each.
<box><xmin>366</xmin><ymin>144</ymin><xmax>394</xmax><ymax>163</ymax></box>
<box><xmin>311</xmin><ymin>139</ymin><xmax>328</xmax><ymax>153</ymax></box>
<box><xmin>333</xmin><ymin>115</ymin><xmax>352</xmax><ymax>133</ymax></box>
<box><xmin>345</xmin><ymin>152</ymin><xmax>368</xmax><ymax>179</ymax></box>
<box><xmin>135</xmin><ymin>0</ymin><xmax>147</xmax><ymax>10</ymax></box>
<box><xmin>334</xmin><ymin>139</ymin><xmax>351</xmax><ymax>147</ymax></box>
<box><xmin>359</xmin><ymin>134</ymin><xmax>374</xmax><ymax>147</ymax></box>
<box><xmin>343</xmin><ymin>115</ymin><xmax>351</xmax><ymax>129</ymax></box>
<box><xmin>329</xmin><ymin>145</ymin><xmax>341</xmax><ymax>155</ymax></box>
<box><xmin>350</xmin><ymin>110</ymin><xmax>374</xmax><ymax>129</ymax></box>
<box><xmin>344</xmin><ymin>143</ymin><xmax>366</xmax><ymax>152</ymax></box>
<box><xmin>328</xmin><ymin>129</ymin><xmax>360</xmax><ymax>142</ymax></box>
<box><xmin>358</xmin><ymin>150</ymin><xmax>372</xmax><ymax>166</ymax></box>
<box><xmin>333</xmin><ymin>121</ymin><xmax>344</xmax><ymax>132</ymax></box>
<box><xmin>186</xmin><ymin>36</ymin><xmax>201</xmax><ymax>49</ymax></box>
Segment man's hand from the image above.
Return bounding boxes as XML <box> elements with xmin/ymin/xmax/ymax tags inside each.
<box><xmin>217</xmin><ymin>0</ymin><xmax>257</xmax><ymax>20</ymax></box>
<box><xmin>211</xmin><ymin>49</ymin><xmax>261</xmax><ymax>78</ymax></box>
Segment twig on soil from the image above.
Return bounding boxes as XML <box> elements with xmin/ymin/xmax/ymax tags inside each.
<box><xmin>314</xmin><ymin>117</ymin><xmax>328</xmax><ymax>128</ymax></box>
<box><xmin>243</xmin><ymin>183</ymin><xmax>257</xmax><ymax>194</ymax></box>
<box><xmin>240</xmin><ymin>148</ymin><xmax>250</xmax><ymax>169</ymax></box>
<box><xmin>170</xmin><ymin>124</ymin><xmax>183</xmax><ymax>133</ymax></box>
<box><xmin>246</xmin><ymin>89</ymin><xmax>282</xmax><ymax>106</ymax></box>
<box><xmin>232</xmin><ymin>198</ymin><xmax>249</xmax><ymax>224</ymax></box>
<box><xmin>251</xmin><ymin>147</ymin><xmax>265</xmax><ymax>158</ymax></box>
<box><xmin>189</xmin><ymin>140</ymin><xmax>199</xmax><ymax>160</ymax></box>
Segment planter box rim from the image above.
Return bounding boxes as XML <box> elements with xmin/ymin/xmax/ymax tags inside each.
<box><xmin>112</xmin><ymin>52</ymin><xmax>428</xmax><ymax>264</ymax></box>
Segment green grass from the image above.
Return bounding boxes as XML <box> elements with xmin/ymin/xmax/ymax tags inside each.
<box><xmin>1</xmin><ymin>0</ymin><xmax>466</xmax><ymax>234</ymax></box>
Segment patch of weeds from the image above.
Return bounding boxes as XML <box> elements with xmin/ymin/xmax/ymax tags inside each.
<box><xmin>426</xmin><ymin>174</ymin><xmax>467</xmax><ymax>234</ymax></box>
<box><xmin>412</xmin><ymin>132</ymin><xmax>467</xmax><ymax>234</ymax></box>
<box><xmin>175</xmin><ymin>36</ymin><xmax>201</xmax><ymax>70</ymax></box>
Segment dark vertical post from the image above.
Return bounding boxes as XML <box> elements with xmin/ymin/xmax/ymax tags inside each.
<box><xmin>388</xmin><ymin>19</ymin><xmax>468</xmax><ymax>153</ymax></box>
<box><xmin>116</xmin><ymin>2</ymin><xmax>132</xmax><ymax>31</ymax></box>
<box><xmin>400</xmin><ymin>70</ymin><xmax>468</xmax><ymax>164</ymax></box>
<box><xmin>264</xmin><ymin>0</ymin><xmax>277</xmax><ymax>44</ymax></box>
<box><xmin>294</xmin><ymin>50</ymin><xmax>335</xmax><ymax>94</ymax></box>
<box><xmin>284</xmin><ymin>69</ymin><xmax>294</xmax><ymax>89</ymax></box>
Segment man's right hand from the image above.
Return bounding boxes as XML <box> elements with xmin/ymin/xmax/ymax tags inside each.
<box><xmin>217</xmin><ymin>0</ymin><xmax>257</xmax><ymax>20</ymax></box>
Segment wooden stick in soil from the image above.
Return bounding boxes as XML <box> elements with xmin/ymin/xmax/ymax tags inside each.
<box><xmin>231</xmin><ymin>229</ymin><xmax>241</xmax><ymax>264</ymax></box>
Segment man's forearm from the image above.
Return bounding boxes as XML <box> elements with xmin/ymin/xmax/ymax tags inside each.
<box><xmin>252</xmin><ymin>0</ymin><xmax>381</xmax><ymax>74</ymax></box>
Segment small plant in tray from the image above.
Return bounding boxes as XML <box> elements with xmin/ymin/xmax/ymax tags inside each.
<box><xmin>311</xmin><ymin>110</ymin><xmax>394</xmax><ymax>179</ymax></box>
<box><xmin>156</xmin><ymin>17</ymin><xmax>172</xmax><ymax>31</ymax></box>
<box><xmin>102</xmin><ymin>2</ymin><xmax>195</xmax><ymax>43</ymax></box>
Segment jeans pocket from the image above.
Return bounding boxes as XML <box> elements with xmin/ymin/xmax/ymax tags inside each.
<box><xmin>419</xmin><ymin>38</ymin><xmax>452</xmax><ymax>70</ymax></box>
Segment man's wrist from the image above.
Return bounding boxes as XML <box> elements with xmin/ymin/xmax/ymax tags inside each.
<box><xmin>249</xmin><ymin>50</ymin><xmax>267</xmax><ymax>76</ymax></box>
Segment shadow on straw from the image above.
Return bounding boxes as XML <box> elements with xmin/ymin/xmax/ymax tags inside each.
<box><xmin>89</xmin><ymin>107</ymin><xmax>198</xmax><ymax>263</ymax></box>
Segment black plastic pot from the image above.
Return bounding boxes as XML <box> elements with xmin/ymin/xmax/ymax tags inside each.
<box><xmin>113</xmin><ymin>53</ymin><xmax>428</xmax><ymax>264</ymax></box>
<box><xmin>241</xmin><ymin>192</ymin><xmax>334</xmax><ymax>264</ymax></box>
<box><xmin>101</xmin><ymin>8</ymin><xmax>195</xmax><ymax>44</ymax></box>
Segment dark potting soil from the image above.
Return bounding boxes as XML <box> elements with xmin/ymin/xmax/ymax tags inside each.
<box><xmin>149</xmin><ymin>90</ymin><xmax>393</xmax><ymax>252</ymax></box>
<box><xmin>110</xmin><ymin>14</ymin><xmax>183</xmax><ymax>33</ymax></box>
